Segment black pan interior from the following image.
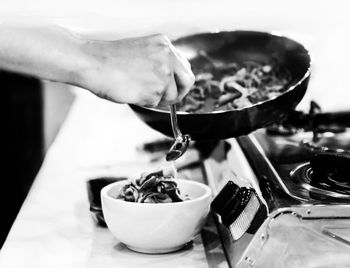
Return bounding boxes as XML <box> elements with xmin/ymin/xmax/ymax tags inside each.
<box><xmin>175</xmin><ymin>31</ymin><xmax>309</xmax><ymax>88</ymax></box>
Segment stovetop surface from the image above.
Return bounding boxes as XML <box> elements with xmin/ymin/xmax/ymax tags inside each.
<box><xmin>236</xmin><ymin>128</ymin><xmax>350</xmax><ymax>205</ymax></box>
<box><xmin>203</xmin><ymin>130</ymin><xmax>350</xmax><ymax>268</ymax></box>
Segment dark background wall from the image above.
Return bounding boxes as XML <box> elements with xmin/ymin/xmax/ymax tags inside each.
<box><xmin>1</xmin><ymin>70</ymin><xmax>43</xmax><ymax>247</ymax></box>
<box><xmin>0</xmin><ymin>70</ymin><xmax>74</xmax><ymax>248</ymax></box>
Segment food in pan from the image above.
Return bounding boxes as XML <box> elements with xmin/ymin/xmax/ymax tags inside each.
<box><xmin>177</xmin><ymin>61</ymin><xmax>292</xmax><ymax>113</ymax></box>
<box><xmin>116</xmin><ymin>170</ymin><xmax>188</xmax><ymax>203</ymax></box>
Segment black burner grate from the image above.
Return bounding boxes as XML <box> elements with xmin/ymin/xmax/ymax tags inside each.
<box><xmin>290</xmin><ymin>153</ymin><xmax>350</xmax><ymax>197</ymax></box>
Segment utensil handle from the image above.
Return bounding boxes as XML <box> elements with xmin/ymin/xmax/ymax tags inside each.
<box><xmin>170</xmin><ymin>104</ymin><xmax>181</xmax><ymax>137</ymax></box>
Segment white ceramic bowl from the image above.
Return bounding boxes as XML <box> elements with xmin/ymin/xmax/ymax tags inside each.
<box><xmin>101</xmin><ymin>179</ymin><xmax>212</xmax><ymax>253</ymax></box>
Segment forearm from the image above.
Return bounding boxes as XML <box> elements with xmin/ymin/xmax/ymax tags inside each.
<box><xmin>0</xmin><ymin>23</ymin><xmax>89</xmax><ymax>85</ymax></box>
<box><xmin>0</xmin><ymin>23</ymin><xmax>194</xmax><ymax>106</ymax></box>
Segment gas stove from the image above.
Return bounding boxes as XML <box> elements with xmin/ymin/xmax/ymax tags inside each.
<box><xmin>204</xmin><ymin>127</ymin><xmax>350</xmax><ymax>268</ymax></box>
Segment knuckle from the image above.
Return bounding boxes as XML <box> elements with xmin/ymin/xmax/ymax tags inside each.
<box><xmin>154</xmin><ymin>86</ymin><xmax>166</xmax><ymax>97</ymax></box>
<box><xmin>165</xmin><ymin>45</ymin><xmax>172</xmax><ymax>55</ymax></box>
<box><xmin>158</xmin><ymin>64</ymin><xmax>172</xmax><ymax>77</ymax></box>
<box><xmin>160</xmin><ymin>44</ymin><xmax>172</xmax><ymax>56</ymax></box>
<box><xmin>153</xmin><ymin>34</ymin><xmax>172</xmax><ymax>54</ymax></box>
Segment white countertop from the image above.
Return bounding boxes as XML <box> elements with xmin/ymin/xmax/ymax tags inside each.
<box><xmin>0</xmin><ymin>91</ymin><xmax>227</xmax><ymax>268</ymax></box>
<box><xmin>2</xmin><ymin>1</ymin><xmax>350</xmax><ymax>267</ymax></box>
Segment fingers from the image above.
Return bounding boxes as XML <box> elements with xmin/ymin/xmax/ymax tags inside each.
<box><xmin>158</xmin><ymin>74</ymin><xmax>178</xmax><ymax>106</ymax></box>
<box><xmin>158</xmin><ymin>54</ymin><xmax>194</xmax><ymax>106</ymax></box>
<box><xmin>170</xmin><ymin>43</ymin><xmax>191</xmax><ymax>70</ymax></box>
<box><xmin>169</xmin><ymin>44</ymin><xmax>195</xmax><ymax>102</ymax></box>
<box><xmin>155</xmin><ymin>36</ymin><xmax>194</xmax><ymax>106</ymax></box>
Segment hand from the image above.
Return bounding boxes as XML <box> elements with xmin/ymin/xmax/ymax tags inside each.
<box><xmin>80</xmin><ymin>34</ymin><xmax>195</xmax><ymax>107</ymax></box>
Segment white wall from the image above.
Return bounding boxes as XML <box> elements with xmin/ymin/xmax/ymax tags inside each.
<box><xmin>42</xmin><ymin>81</ymin><xmax>74</xmax><ymax>152</ymax></box>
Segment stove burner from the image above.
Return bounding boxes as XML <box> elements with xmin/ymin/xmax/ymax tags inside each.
<box><xmin>290</xmin><ymin>153</ymin><xmax>350</xmax><ymax>198</ymax></box>
<box><xmin>302</xmin><ymin>130</ymin><xmax>350</xmax><ymax>155</ymax></box>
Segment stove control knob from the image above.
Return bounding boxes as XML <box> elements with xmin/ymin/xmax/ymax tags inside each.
<box><xmin>211</xmin><ymin>181</ymin><xmax>267</xmax><ymax>240</ymax></box>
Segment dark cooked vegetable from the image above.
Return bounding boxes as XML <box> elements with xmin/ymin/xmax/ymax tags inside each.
<box><xmin>116</xmin><ymin>170</ymin><xmax>188</xmax><ymax>203</ymax></box>
<box><xmin>177</xmin><ymin>61</ymin><xmax>291</xmax><ymax>113</ymax></box>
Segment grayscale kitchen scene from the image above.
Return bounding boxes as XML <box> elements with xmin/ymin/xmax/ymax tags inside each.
<box><xmin>1</xmin><ymin>0</ymin><xmax>350</xmax><ymax>267</ymax></box>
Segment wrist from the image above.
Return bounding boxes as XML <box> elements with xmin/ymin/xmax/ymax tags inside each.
<box><xmin>62</xmin><ymin>35</ymin><xmax>96</xmax><ymax>89</ymax></box>
<box><xmin>72</xmin><ymin>38</ymin><xmax>107</xmax><ymax>92</ymax></box>
<box><xmin>75</xmin><ymin>38</ymin><xmax>126</xmax><ymax>104</ymax></box>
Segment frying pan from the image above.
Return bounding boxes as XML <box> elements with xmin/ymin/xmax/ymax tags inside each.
<box><xmin>129</xmin><ymin>31</ymin><xmax>311</xmax><ymax>140</ymax></box>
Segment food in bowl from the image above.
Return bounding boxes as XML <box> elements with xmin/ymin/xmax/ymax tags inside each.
<box><xmin>101</xmin><ymin>178</ymin><xmax>211</xmax><ymax>253</ymax></box>
<box><xmin>116</xmin><ymin>169</ymin><xmax>188</xmax><ymax>203</ymax></box>
<box><xmin>177</xmin><ymin>60</ymin><xmax>291</xmax><ymax>113</ymax></box>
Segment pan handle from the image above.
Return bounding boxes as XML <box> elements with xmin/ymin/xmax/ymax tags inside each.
<box><xmin>313</xmin><ymin>111</ymin><xmax>350</xmax><ymax>129</ymax></box>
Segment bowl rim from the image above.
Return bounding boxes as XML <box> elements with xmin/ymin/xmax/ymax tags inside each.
<box><xmin>130</xmin><ymin>29</ymin><xmax>312</xmax><ymax>115</ymax></box>
<box><xmin>101</xmin><ymin>178</ymin><xmax>212</xmax><ymax>207</ymax></box>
